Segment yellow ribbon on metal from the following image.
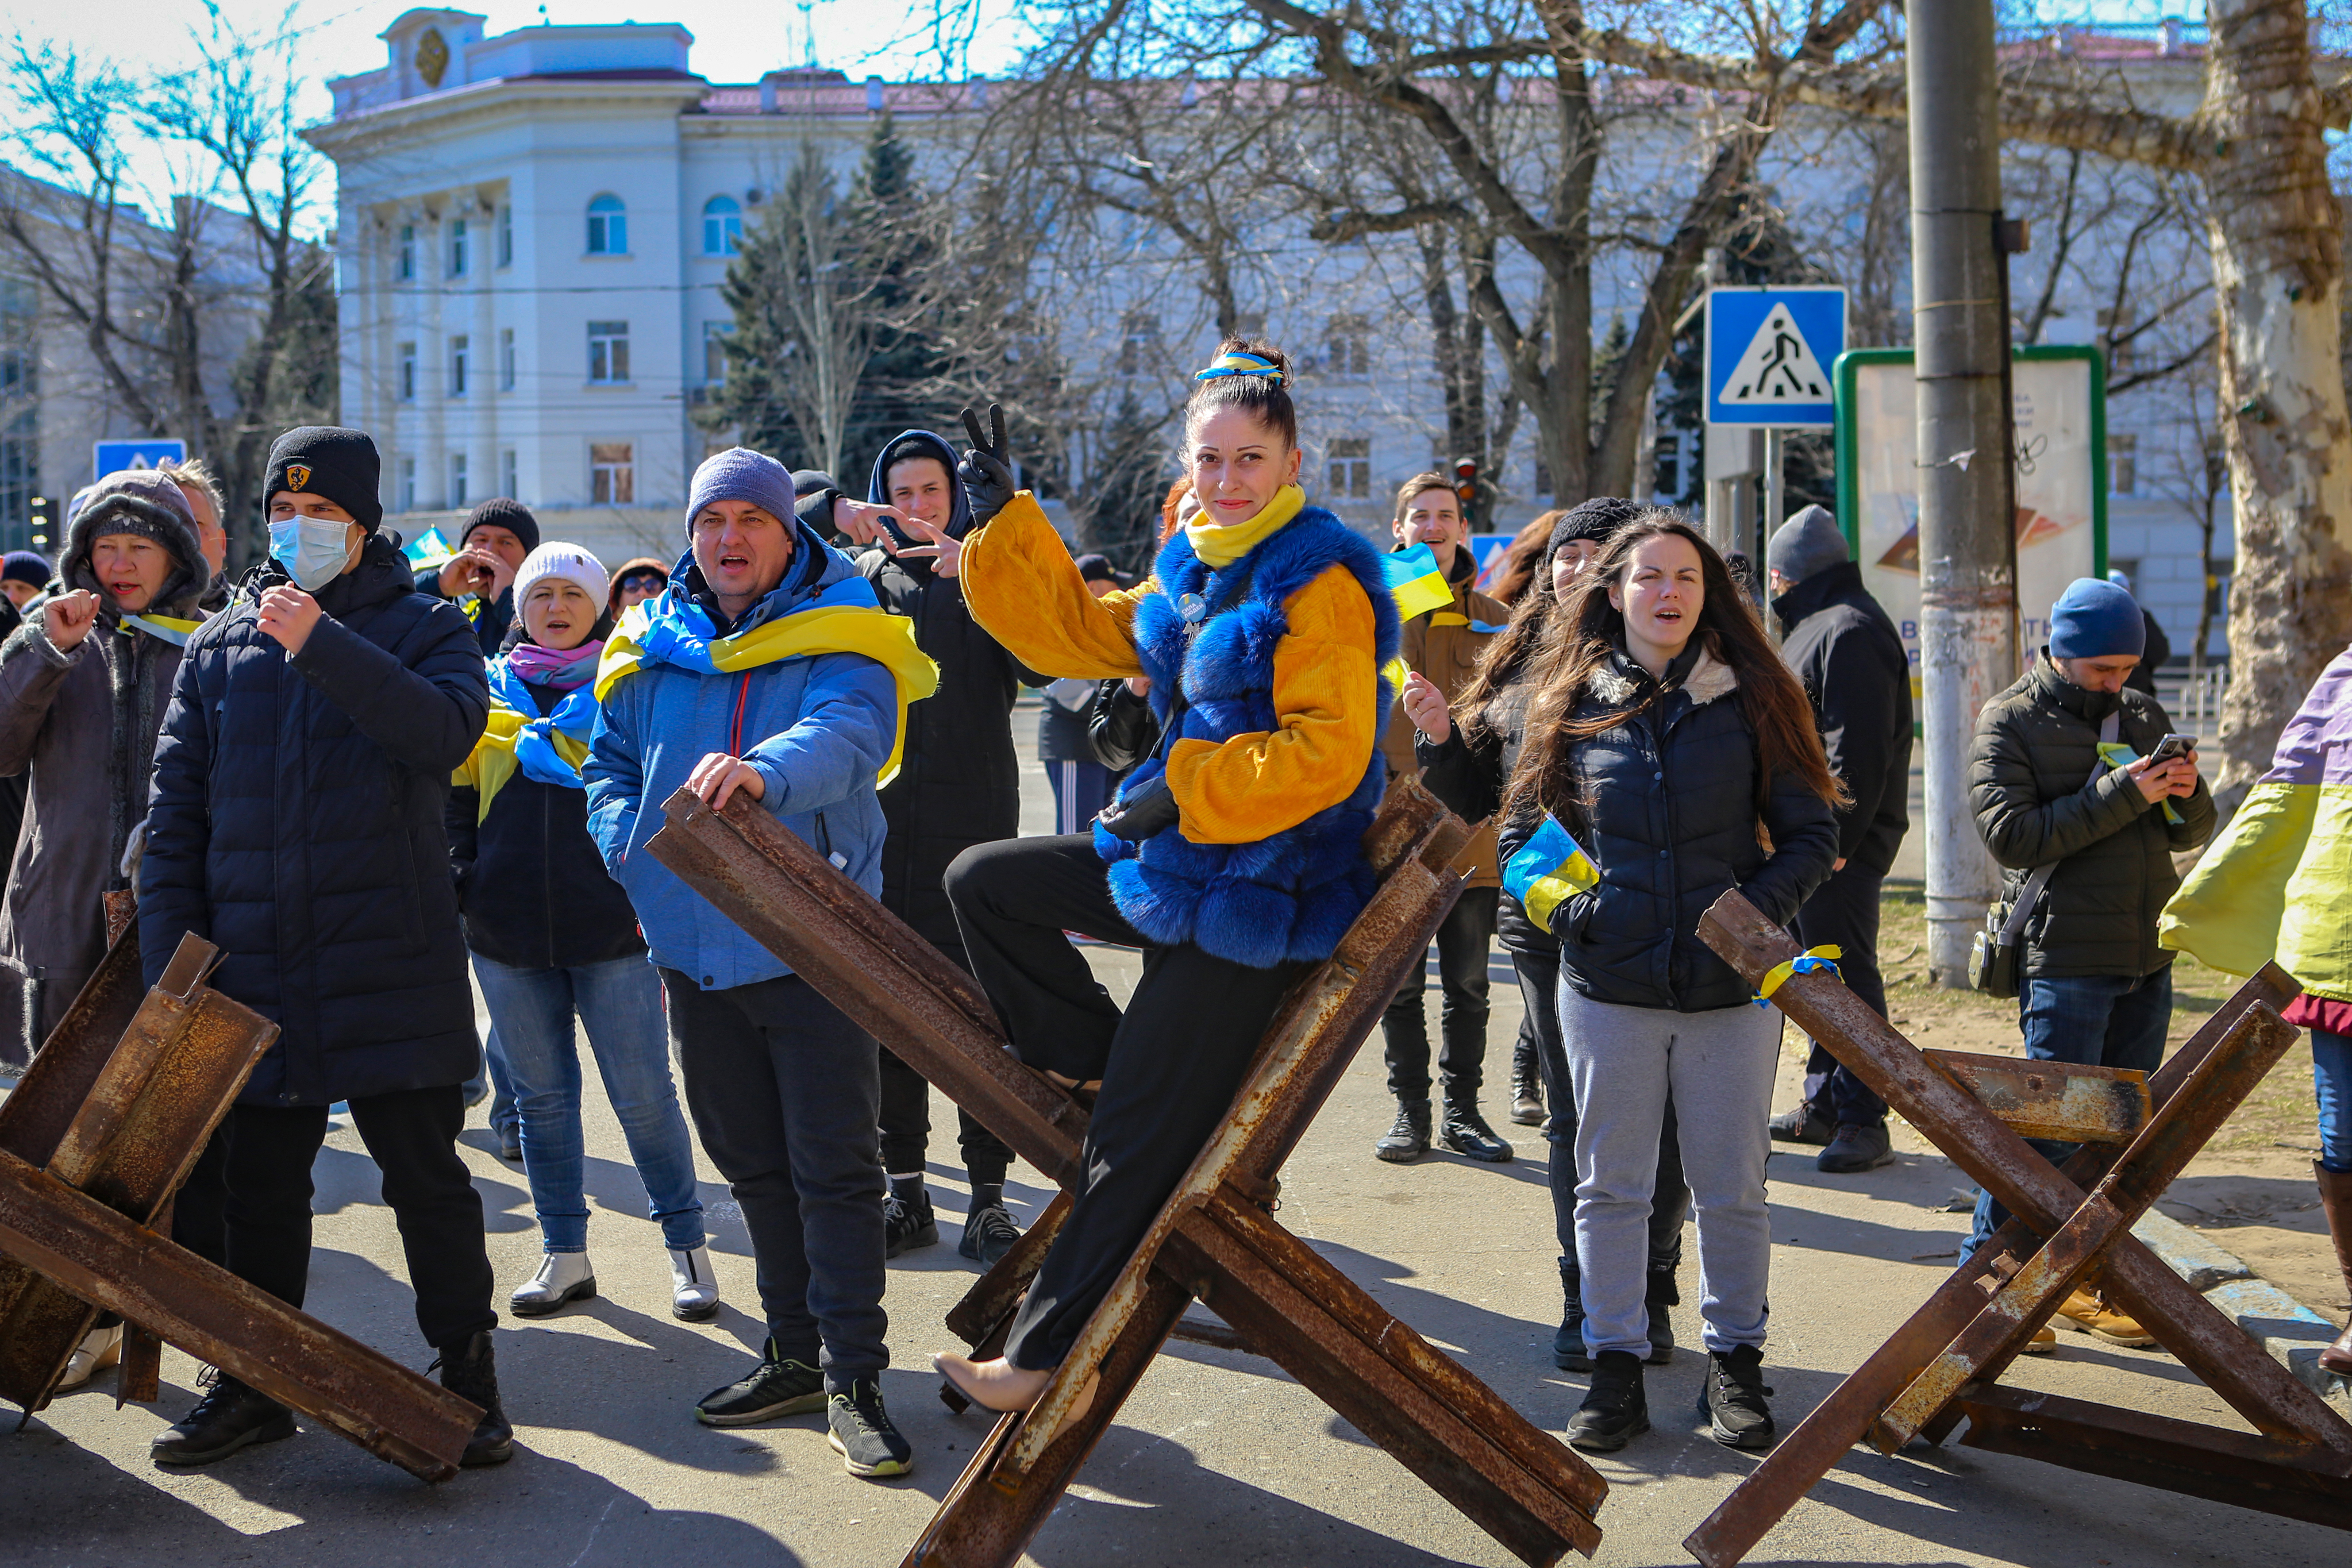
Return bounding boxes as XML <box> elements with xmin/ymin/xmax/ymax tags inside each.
<box><xmin>1754</xmin><ymin>945</ymin><xmax>1843</xmax><ymax>1007</ymax></box>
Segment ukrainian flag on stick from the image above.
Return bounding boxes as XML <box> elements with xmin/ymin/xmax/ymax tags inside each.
<box><xmin>1380</xmin><ymin>542</ymin><xmax>1455</xmax><ymax>691</ymax></box>
<box><xmin>1502</xmin><ymin>815</ymin><xmax>1599</xmax><ymax>935</ymax></box>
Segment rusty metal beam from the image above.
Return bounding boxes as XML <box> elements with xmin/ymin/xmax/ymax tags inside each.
<box><xmin>1955</xmin><ymin>1384</ymin><xmax>2352</xmax><ymax>1531</ymax></box>
<box><xmin>0</xmin><ymin>1146</ymin><xmax>476</xmax><ymax>1479</ymax></box>
<box><xmin>1922</xmin><ymin>1050</ymin><xmax>2149</xmax><ymax>1144</ymax></box>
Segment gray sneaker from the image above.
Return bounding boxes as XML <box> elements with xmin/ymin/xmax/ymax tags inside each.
<box><xmin>827</xmin><ymin>1376</ymin><xmax>913</xmax><ymax>1478</ymax></box>
<box><xmin>1817</xmin><ymin>1121</ymin><xmax>1895</xmax><ymax>1174</ymax></box>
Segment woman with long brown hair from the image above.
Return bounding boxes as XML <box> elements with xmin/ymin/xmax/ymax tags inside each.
<box><xmin>1499</xmin><ymin>512</ymin><xmax>1840</xmax><ymax>1456</ymax></box>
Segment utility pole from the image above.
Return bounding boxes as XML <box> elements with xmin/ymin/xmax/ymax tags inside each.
<box><xmin>1908</xmin><ymin>0</ymin><xmax>2020</xmax><ymax>986</ymax></box>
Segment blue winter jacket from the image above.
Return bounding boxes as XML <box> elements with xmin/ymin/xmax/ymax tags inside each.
<box><xmin>584</xmin><ymin>522</ymin><xmax>898</xmax><ymax>991</ymax></box>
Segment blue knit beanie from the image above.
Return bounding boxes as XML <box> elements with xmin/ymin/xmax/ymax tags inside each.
<box><xmin>685</xmin><ymin>447</ymin><xmax>798</xmax><ymax>538</ymax></box>
<box><xmin>2048</xmin><ymin>577</ymin><xmax>2145</xmax><ymax>659</ymax></box>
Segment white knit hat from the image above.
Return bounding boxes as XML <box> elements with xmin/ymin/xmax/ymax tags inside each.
<box><xmin>513</xmin><ymin>541</ymin><xmax>608</xmax><ymax>610</ymax></box>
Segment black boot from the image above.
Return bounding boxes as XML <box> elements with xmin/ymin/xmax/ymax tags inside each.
<box><xmin>1553</xmin><ymin>1257</ymin><xmax>1590</xmax><ymax>1371</ymax></box>
<box><xmin>1509</xmin><ymin>1040</ymin><xmax>1545</xmax><ymax>1127</ymax></box>
<box><xmin>1644</xmin><ymin>1260</ymin><xmax>1679</xmax><ymax>1366</ymax></box>
<box><xmin>1438</xmin><ymin>1099</ymin><xmax>1513</xmax><ymax>1163</ymax></box>
<box><xmin>1374</xmin><ymin>1100</ymin><xmax>1432</xmax><ymax>1163</ymax></box>
<box><xmin>433</xmin><ymin>1329</ymin><xmax>515</xmax><ymax>1467</ymax></box>
<box><xmin>1566</xmin><ymin>1350</ymin><xmax>1648</xmax><ymax>1453</ymax></box>
<box><xmin>150</xmin><ymin>1370</ymin><xmax>296</xmax><ymax>1467</ymax></box>
<box><xmin>1696</xmin><ymin>1344</ymin><xmax>1777</xmax><ymax>1450</ymax></box>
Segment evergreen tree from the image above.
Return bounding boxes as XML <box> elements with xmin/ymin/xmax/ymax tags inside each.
<box><xmin>1077</xmin><ymin>390</ymin><xmax>1174</xmax><ymax>574</ymax></box>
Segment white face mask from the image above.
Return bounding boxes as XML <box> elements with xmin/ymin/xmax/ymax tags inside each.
<box><xmin>268</xmin><ymin>517</ymin><xmax>353</xmax><ymax>592</ymax></box>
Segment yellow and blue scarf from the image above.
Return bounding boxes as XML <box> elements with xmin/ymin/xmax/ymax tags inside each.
<box><xmin>453</xmin><ymin>659</ymin><xmax>600</xmax><ymax>819</ymax></box>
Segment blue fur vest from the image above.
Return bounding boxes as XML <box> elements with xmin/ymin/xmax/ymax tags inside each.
<box><xmin>1092</xmin><ymin>507</ymin><xmax>1401</xmax><ymax>968</ymax></box>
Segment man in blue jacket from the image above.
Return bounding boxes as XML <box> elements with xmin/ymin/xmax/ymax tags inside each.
<box><xmin>585</xmin><ymin>447</ymin><xmax>933</xmax><ymax>1480</ymax></box>
<box><xmin>139</xmin><ymin>426</ymin><xmax>509</xmax><ymax>1470</ymax></box>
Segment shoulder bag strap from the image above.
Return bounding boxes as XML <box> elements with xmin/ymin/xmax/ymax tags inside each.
<box><xmin>1998</xmin><ymin>709</ymin><xmax>2121</xmax><ymax>945</ymax></box>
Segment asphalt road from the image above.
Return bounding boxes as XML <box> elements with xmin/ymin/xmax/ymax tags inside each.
<box><xmin>5</xmin><ymin>698</ymin><xmax>2341</xmax><ymax>1568</ymax></box>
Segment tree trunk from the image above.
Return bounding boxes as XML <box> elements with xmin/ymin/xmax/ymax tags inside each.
<box><xmin>2204</xmin><ymin>0</ymin><xmax>2352</xmax><ymax>790</ymax></box>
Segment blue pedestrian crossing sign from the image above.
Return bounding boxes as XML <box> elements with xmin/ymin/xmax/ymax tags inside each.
<box><xmin>93</xmin><ymin>438</ymin><xmax>188</xmax><ymax>477</ymax></box>
<box><xmin>1705</xmin><ymin>288</ymin><xmax>1844</xmax><ymax>429</ymax></box>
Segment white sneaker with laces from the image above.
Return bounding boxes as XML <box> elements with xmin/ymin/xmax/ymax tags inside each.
<box><xmin>57</xmin><ymin>1323</ymin><xmax>123</xmax><ymax>1390</ymax></box>
<box><xmin>510</xmin><ymin>1251</ymin><xmax>597</xmax><ymax>1317</ymax></box>
<box><xmin>669</xmin><ymin>1245</ymin><xmax>720</xmax><ymax>1322</ymax></box>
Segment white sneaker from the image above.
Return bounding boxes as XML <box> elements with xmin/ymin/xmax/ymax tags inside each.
<box><xmin>56</xmin><ymin>1323</ymin><xmax>123</xmax><ymax>1391</ymax></box>
<box><xmin>669</xmin><ymin>1245</ymin><xmax>720</xmax><ymax>1322</ymax></box>
<box><xmin>510</xmin><ymin>1251</ymin><xmax>597</xmax><ymax>1318</ymax></box>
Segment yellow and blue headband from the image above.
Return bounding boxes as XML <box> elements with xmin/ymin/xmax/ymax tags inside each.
<box><xmin>1194</xmin><ymin>351</ymin><xmax>1284</xmax><ymax>385</ymax></box>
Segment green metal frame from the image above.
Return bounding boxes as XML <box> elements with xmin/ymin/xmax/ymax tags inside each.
<box><xmin>1832</xmin><ymin>343</ymin><xmax>2107</xmax><ymax>576</ymax></box>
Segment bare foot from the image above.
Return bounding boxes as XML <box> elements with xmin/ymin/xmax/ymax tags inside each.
<box><xmin>931</xmin><ymin>1354</ymin><xmax>1101</xmax><ymax>1441</ymax></box>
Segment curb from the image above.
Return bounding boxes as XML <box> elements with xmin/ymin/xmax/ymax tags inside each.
<box><xmin>2131</xmin><ymin>1209</ymin><xmax>2348</xmax><ymax>1407</ymax></box>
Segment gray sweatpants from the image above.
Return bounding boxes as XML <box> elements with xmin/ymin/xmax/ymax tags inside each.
<box><xmin>1561</xmin><ymin>984</ymin><xmax>1781</xmax><ymax>1359</ymax></box>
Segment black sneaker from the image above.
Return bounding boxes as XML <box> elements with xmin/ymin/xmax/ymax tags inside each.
<box><xmin>696</xmin><ymin>1338</ymin><xmax>826</xmax><ymax>1426</ymax></box>
<box><xmin>1817</xmin><ymin>1121</ymin><xmax>1895</xmax><ymax>1174</ymax></box>
<box><xmin>1374</xmin><ymin>1101</ymin><xmax>1431</xmax><ymax>1163</ymax></box>
<box><xmin>431</xmin><ymin>1329</ymin><xmax>515</xmax><ymax>1467</ymax></box>
<box><xmin>1553</xmin><ymin>1259</ymin><xmax>1590</xmax><ymax>1372</ymax></box>
<box><xmin>883</xmin><ymin>1186</ymin><xmax>939</xmax><ymax>1258</ymax></box>
<box><xmin>1566</xmin><ymin>1350</ymin><xmax>1648</xmax><ymax>1453</ymax></box>
<box><xmin>1767</xmin><ymin>1103</ymin><xmax>1834</xmax><ymax>1146</ymax></box>
<box><xmin>827</xmin><ymin>1375</ymin><xmax>913</xmax><ymax>1478</ymax></box>
<box><xmin>1438</xmin><ymin>1102</ymin><xmax>1513</xmax><ymax>1163</ymax></box>
<box><xmin>1697</xmin><ymin>1344</ymin><xmax>1777</xmax><ymax>1449</ymax></box>
<box><xmin>151</xmin><ymin>1370</ymin><xmax>297</xmax><ymax>1467</ymax></box>
<box><xmin>958</xmin><ymin>1200</ymin><xmax>1023</xmax><ymax>1267</ymax></box>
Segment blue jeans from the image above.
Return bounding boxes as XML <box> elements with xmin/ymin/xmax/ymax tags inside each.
<box><xmin>474</xmin><ymin>952</ymin><xmax>706</xmax><ymax>1254</ymax></box>
<box><xmin>1963</xmin><ymin>967</ymin><xmax>2173</xmax><ymax>1261</ymax></box>
<box><xmin>2314</xmin><ymin>1029</ymin><xmax>2352</xmax><ymax>1174</ymax></box>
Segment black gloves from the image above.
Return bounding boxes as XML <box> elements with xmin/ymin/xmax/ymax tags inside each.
<box><xmin>1096</xmin><ymin>774</ymin><xmax>1182</xmax><ymax>841</ymax></box>
<box><xmin>958</xmin><ymin>403</ymin><xmax>1018</xmax><ymax>526</ymax></box>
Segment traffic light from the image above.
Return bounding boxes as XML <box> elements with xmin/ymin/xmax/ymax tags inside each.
<box><xmin>1452</xmin><ymin>456</ymin><xmax>1490</xmax><ymax>531</ymax></box>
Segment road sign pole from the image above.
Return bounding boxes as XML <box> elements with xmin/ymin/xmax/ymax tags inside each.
<box><xmin>1762</xmin><ymin>428</ymin><xmax>1785</xmax><ymax>547</ymax></box>
<box><xmin>1908</xmin><ymin>0</ymin><xmax>2020</xmax><ymax>986</ymax></box>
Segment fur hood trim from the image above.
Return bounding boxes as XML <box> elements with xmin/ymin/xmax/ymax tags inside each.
<box><xmin>64</xmin><ymin>474</ymin><xmax>207</xmax><ymax>621</ymax></box>
<box><xmin>1588</xmin><ymin>637</ymin><xmax>1739</xmax><ymax>708</ymax></box>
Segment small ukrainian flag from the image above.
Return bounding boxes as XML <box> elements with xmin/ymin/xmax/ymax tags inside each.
<box><xmin>1502</xmin><ymin>815</ymin><xmax>1600</xmax><ymax>935</ymax></box>
<box><xmin>402</xmin><ymin>526</ymin><xmax>458</xmax><ymax>571</ymax></box>
<box><xmin>1382</xmin><ymin>542</ymin><xmax>1454</xmax><ymax>622</ymax></box>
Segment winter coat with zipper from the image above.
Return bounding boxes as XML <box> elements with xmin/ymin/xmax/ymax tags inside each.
<box><xmin>0</xmin><ymin>477</ymin><xmax>208</xmax><ymax>992</ymax></box>
<box><xmin>1381</xmin><ymin>546</ymin><xmax>1506</xmax><ymax>887</ymax></box>
<box><xmin>1496</xmin><ymin>639</ymin><xmax>1840</xmax><ymax>1013</ymax></box>
<box><xmin>139</xmin><ymin>532</ymin><xmax>492</xmax><ymax>1107</ymax></box>
<box><xmin>1416</xmin><ymin>661</ymin><xmax>1548</xmax><ymax>958</ymax></box>
<box><xmin>448</xmin><ymin>656</ymin><xmax>644</xmax><ymax>973</ymax></box>
<box><xmin>1968</xmin><ymin>649</ymin><xmax>2215</xmax><ymax>979</ymax></box>
<box><xmin>1771</xmin><ymin>559</ymin><xmax>1913</xmax><ymax>877</ymax></box>
<box><xmin>584</xmin><ymin>524</ymin><xmax>899</xmax><ymax>993</ymax></box>
<box><xmin>857</xmin><ymin>430</ymin><xmax>1045</xmax><ymax>952</ymax></box>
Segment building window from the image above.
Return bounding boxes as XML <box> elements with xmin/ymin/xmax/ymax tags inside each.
<box><xmin>2107</xmin><ymin>433</ymin><xmax>2137</xmax><ymax>496</ymax></box>
<box><xmin>586</xmin><ymin>194</ymin><xmax>627</xmax><ymax>255</ymax></box>
<box><xmin>500</xmin><ymin>447</ymin><xmax>517</xmax><ymax>498</ymax></box>
<box><xmin>703</xmin><ymin>195</ymin><xmax>743</xmax><ymax>256</ymax></box>
<box><xmin>449</xmin><ymin>217</ymin><xmax>468</xmax><ymax>277</ymax></box>
<box><xmin>1328</xmin><ymin>437</ymin><xmax>1371</xmax><ymax>499</ymax></box>
<box><xmin>450</xmin><ymin>451</ymin><xmax>469</xmax><ymax>508</ymax></box>
<box><xmin>398</xmin><ymin>342</ymin><xmax>417</xmax><ymax>401</ymax></box>
<box><xmin>397</xmin><ymin>223</ymin><xmax>415</xmax><ymax>281</ymax></box>
<box><xmin>399</xmin><ymin>455</ymin><xmax>416</xmax><ymax>511</ymax></box>
<box><xmin>497</xmin><ymin>204</ymin><xmax>513</xmax><ymax>267</ymax></box>
<box><xmin>1326</xmin><ymin>315</ymin><xmax>1369</xmax><ymax>377</ymax></box>
<box><xmin>704</xmin><ymin>321</ymin><xmax>732</xmax><ymax>383</ymax></box>
<box><xmin>590</xmin><ymin>442</ymin><xmax>635</xmax><ymax>505</ymax></box>
<box><xmin>449</xmin><ymin>335</ymin><xmax>469</xmax><ymax>397</ymax></box>
<box><xmin>587</xmin><ymin>320</ymin><xmax>629</xmax><ymax>383</ymax></box>
<box><xmin>1117</xmin><ymin>312</ymin><xmax>1156</xmax><ymax>377</ymax></box>
<box><xmin>498</xmin><ymin>328</ymin><xmax>515</xmax><ymax>391</ymax></box>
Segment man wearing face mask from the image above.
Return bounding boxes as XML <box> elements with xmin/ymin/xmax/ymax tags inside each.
<box><xmin>139</xmin><ymin>426</ymin><xmax>511</xmax><ymax>1472</ymax></box>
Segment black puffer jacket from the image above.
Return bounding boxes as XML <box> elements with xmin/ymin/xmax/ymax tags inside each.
<box><xmin>1772</xmin><ymin>561</ymin><xmax>1912</xmax><ymax>877</ymax></box>
<box><xmin>414</xmin><ymin>564</ymin><xmax>514</xmax><ymax>658</ymax></box>
<box><xmin>448</xmin><ymin>676</ymin><xmax>645</xmax><ymax>972</ymax></box>
<box><xmin>1968</xmin><ymin>651</ymin><xmax>2214</xmax><ymax>979</ymax></box>
<box><xmin>858</xmin><ymin>430</ymin><xmax>1044</xmax><ymax>952</ymax></box>
<box><xmin>141</xmin><ymin>534</ymin><xmax>491</xmax><ymax>1106</ymax></box>
<box><xmin>1497</xmin><ymin>641</ymin><xmax>1840</xmax><ymax>1012</ymax></box>
<box><xmin>1417</xmin><ymin>672</ymin><xmax>1548</xmax><ymax>958</ymax></box>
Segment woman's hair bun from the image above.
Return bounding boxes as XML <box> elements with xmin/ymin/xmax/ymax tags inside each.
<box><xmin>1185</xmin><ymin>336</ymin><xmax>1298</xmax><ymax>449</ymax></box>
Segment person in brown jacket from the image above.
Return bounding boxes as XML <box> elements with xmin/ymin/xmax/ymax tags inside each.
<box><xmin>1375</xmin><ymin>472</ymin><xmax>1513</xmax><ymax>1163</ymax></box>
<box><xmin>0</xmin><ymin>467</ymin><xmax>208</xmax><ymax>1386</ymax></box>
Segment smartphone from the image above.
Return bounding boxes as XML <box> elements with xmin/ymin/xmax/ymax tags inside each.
<box><xmin>2147</xmin><ymin>734</ymin><xmax>2198</xmax><ymax>765</ymax></box>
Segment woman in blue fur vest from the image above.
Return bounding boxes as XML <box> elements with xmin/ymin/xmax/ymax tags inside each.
<box><xmin>906</xmin><ymin>341</ymin><xmax>1397</xmax><ymax>1418</ymax></box>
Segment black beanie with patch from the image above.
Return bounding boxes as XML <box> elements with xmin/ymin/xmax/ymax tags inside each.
<box><xmin>461</xmin><ymin>496</ymin><xmax>540</xmax><ymax>554</ymax></box>
<box><xmin>265</xmin><ymin>426</ymin><xmax>384</xmax><ymax>532</ymax></box>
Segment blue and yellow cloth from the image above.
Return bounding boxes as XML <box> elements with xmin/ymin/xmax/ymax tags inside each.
<box><xmin>1502</xmin><ymin>815</ymin><xmax>1600</xmax><ymax>935</ymax></box>
<box><xmin>453</xmin><ymin>660</ymin><xmax>600</xmax><ymax>819</ymax></box>
<box><xmin>120</xmin><ymin>612</ymin><xmax>201</xmax><ymax>647</ymax></box>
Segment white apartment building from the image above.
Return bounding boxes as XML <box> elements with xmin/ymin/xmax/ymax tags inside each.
<box><xmin>309</xmin><ymin>9</ymin><xmax>2227</xmax><ymax>657</ymax></box>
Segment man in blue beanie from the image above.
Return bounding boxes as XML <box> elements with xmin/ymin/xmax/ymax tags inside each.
<box><xmin>1962</xmin><ymin>576</ymin><xmax>2214</xmax><ymax>1348</ymax></box>
<box><xmin>585</xmin><ymin>445</ymin><xmax>938</xmax><ymax>1478</ymax></box>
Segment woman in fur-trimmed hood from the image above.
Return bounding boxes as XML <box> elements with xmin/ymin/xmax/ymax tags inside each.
<box><xmin>0</xmin><ymin>469</ymin><xmax>208</xmax><ymax>1063</ymax></box>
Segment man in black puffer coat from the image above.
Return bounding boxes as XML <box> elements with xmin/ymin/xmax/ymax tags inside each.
<box><xmin>844</xmin><ymin>430</ymin><xmax>1045</xmax><ymax>1266</ymax></box>
<box><xmin>139</xmin><ymin>427</ymin><xmax>511</xmax><ymax>1472</ymax></box>
<box><xmin>1760</xmin><ymin>506</ymin><xmax>1913</xmax><ymax>1174</ymax></box>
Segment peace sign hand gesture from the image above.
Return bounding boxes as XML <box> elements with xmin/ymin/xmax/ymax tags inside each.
<box><xmin>958</xmin><ymin>403</ymin><xmax>1018</xmax><ymax>526</ymax></box>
